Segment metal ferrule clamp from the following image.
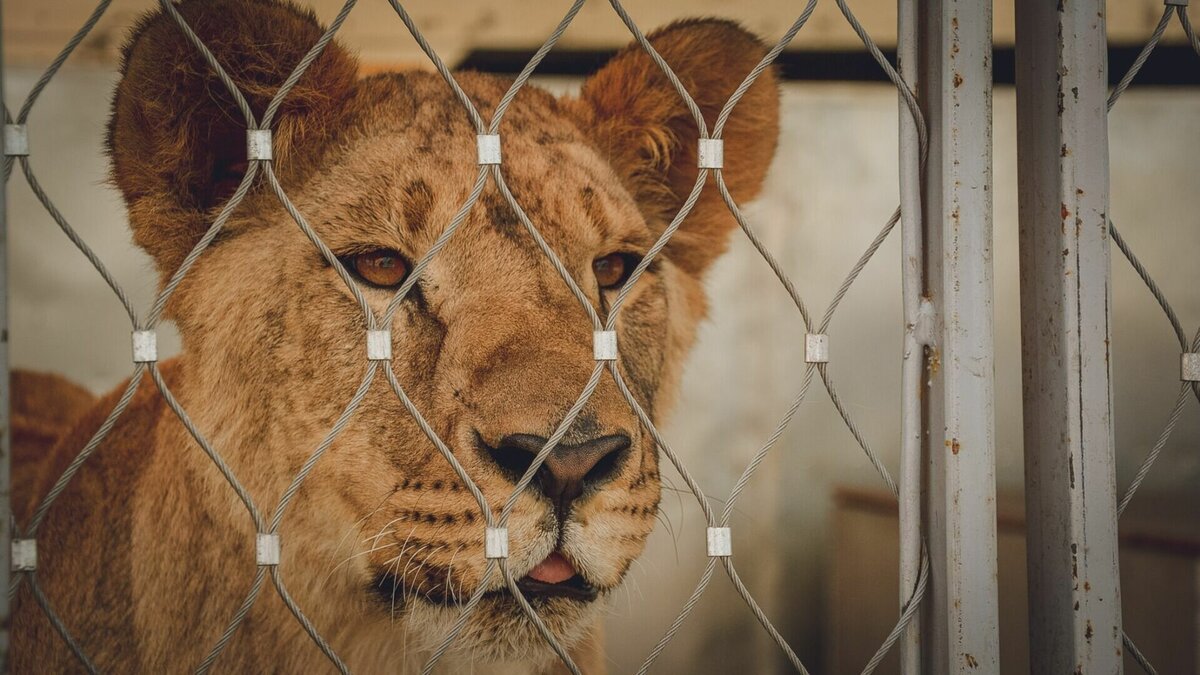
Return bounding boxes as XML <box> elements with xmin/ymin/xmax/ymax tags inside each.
<box><xmin>367</xmin><ymin>330</ymin><xmax>392</xmax><ymax>361</ymax></box>
<box><xmin>477</xmin><ymin>134</ymin><xmax>502</xmax><ymax>165</ymax></box>
<box><xmin>805</xmin><ymin>333</ymin><xmax>830</xmax><ymax>364</ymax></box>
<box><xmin>594</xmin><ymin>331</ymin><xmax>618</xmax><ymax>361</ymax></box>
<box><xmin>4</xmin><ymin>124</ymin><xmax>29</xmax><ymax>156</ymax></box>
<box><xmin>256</xmin><ymin>533</ymin><xmax>281</xmax><ymax>566</ymax></box>
<box><xmin>246</xmin><ymin>129</ymin><xmax>273</xmax><ymax>162</ymax></box>
<box><xmin>698</xmin><ymin>138</ymin><xmax>724</xmax><ymax>169</ymax></box>
<box><xmin>707</xmin><ymin>527</ymin><xmax>732</xmax><ymax>557</ymax></box>
<box><xmin>485</xmin><ymin>527</ymin><xmax>508</xmax><ymax>559</ymax></box>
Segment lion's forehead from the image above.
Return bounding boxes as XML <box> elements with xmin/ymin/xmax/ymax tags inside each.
<box><xmin>295</xmin><ymin>78</ymin><xmax>652</xmax><ymax>268</ymax></box>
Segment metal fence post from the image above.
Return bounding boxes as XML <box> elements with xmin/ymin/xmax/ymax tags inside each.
<box><xmin>915</xmin><ymin>0</ymin><xmax>1001</xmax><ymax>672</ymax></box>
<box><xmin>1015</xmin><ymin>1</ymin><xmax>1123</xmax><ymax>673</ymax></box>
<box><xmin>896</xmin><ymin>0</ymin><xmax>925</xmax><ymax>671</ymax></box>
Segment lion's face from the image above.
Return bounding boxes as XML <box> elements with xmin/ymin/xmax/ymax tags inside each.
<box><xmin>182</xmin><ymin>75</ymin><xmax>676</xmax><ymax>654</ymax></box>
<box><xmin>109</xmin><ymin>0</ymin><xmax>777</xmax><ymax>664</ymax></box>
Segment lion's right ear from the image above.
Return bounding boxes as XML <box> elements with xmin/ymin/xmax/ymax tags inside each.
<box><xmin>107</xmin><ymin>0</ymin><xmax>358</xmax><ymax>274</ymax></box>
<box><xmin>569</xmin><ymin>20</ymin><xmax>779</xmax><ymax>278</ymax></box>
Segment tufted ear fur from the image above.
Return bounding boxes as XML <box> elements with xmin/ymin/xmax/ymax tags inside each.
<box><xmin>106</xmin><ymin>0</ymin><xmax>358</xmax><ymax>276</ymax></box>
<box><xmin>571</xmin><ymin>19</ymin><xmax>780</xmax><ymax>277</ymax></box>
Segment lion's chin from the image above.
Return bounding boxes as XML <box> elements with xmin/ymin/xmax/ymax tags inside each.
<box><xmin>396</xmin><ymin>589</ymin><xmax>606</xmax><ymax>665</ymax></box>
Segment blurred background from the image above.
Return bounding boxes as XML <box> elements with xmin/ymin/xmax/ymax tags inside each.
<box><xmin>5</xmin><ymin>0</ymin><xmax>1199</xmax><ymax>672</ymax></box>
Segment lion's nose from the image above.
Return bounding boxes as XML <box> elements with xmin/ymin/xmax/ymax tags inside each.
<box><xmin>485</xmin><ymin>433</ymin><xmax>631</xmax><ymax>512</ymax></box>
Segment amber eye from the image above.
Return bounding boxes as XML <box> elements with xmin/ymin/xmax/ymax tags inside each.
<box><xmin>593</xmin><ymin>253</ymin><xmax>639</xmax><ymax>290</ymax></box>
<box><xmin>345</xmin><ymin>249</ymin><xmax>410</xmax><ymax>288</ymax></box>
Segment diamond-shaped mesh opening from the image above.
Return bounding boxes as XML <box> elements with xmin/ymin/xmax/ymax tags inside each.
<box><xmin>1101</xmin><ymin>5</ymin><xmax>1200</xmax><ymax>673</ymax></box>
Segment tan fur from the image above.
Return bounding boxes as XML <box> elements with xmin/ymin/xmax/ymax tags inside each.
<box><xmin>11</xmin><ymin>1</ymin><xmax>779</xmax><ymax>672</ymax></box>
<box><xmin>10</xmin><ymin>370</ymin><xmax>96</xmax><ymax>523</ymax></box>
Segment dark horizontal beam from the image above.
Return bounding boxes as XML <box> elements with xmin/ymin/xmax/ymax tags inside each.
<box><xmin>457</xmin><ymin>45</ymin><xmax>1200</xmax><ymax>86</ymax></box>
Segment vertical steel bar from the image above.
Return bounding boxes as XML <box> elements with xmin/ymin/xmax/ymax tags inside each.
<box><xmin>1015</xmin><ymin>0</ymin><xmax>1123</xmax><ymax>673</ymax></box>
<box><xmin>0</xmin><ymin>3</ymin><xmax>12</xmax><ymax>669</ymax></box>
<box><xmin>917</xmin><ymin>0</ymin><xmax>1001</xmax><ymax>672</ymax></box>
<box><xmin>896</xmin><ymin>0</ymin><xmax>924</xmax><ymax>672</ymax></box>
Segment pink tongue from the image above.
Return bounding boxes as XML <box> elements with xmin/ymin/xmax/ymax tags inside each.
<box><xmin>528</xmin><ymin>551</ymin><xmax>576</xmax><ymax>584</ymax></box>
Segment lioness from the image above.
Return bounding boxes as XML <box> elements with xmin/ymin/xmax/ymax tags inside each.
<box><xmin>12</xmin><ymin>0</ymin><xmax>779</xmax><ymax>671</ymax></box>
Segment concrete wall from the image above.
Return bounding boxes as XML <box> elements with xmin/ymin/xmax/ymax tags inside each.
<box><xmin>6</xmin><ymin>63</ymin><xmax>1199</xmax><ymax>673</ymax></box>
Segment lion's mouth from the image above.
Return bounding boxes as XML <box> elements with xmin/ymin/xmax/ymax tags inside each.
<box><xmin>516</xmin><ymin>551</ymin><xmax>597</xmax><ymax>601</ymax></box>
<box><xmin>370</xmin><ymin>550</ymin><xmax>599</xmax><ymax>607</ymax></box>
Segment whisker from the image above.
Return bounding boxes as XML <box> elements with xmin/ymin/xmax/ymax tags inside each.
<box><xmin>444</xmin><ymin>543</ymin><xmax>466</xmax><ymax>605</ymax></box>
<box><xmin>325</xmin><ymin>539</ymin><xmax>402</xmax><ymax>582</ymax></box>
<box><xmin>407</xmin><ymin>543</ymin><xmax>447</xmax><ymax>601</ymax></box>
<box><xmin>323</xmin><ymin>490</ymin><xmax>399</xmax><ymax>579</ymax></box>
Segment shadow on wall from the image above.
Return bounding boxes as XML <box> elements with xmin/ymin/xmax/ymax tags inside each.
<box><xmin>7</xmin><ymin>68</ymin><xmax>1200</xmax><ymax>672</ymax></box>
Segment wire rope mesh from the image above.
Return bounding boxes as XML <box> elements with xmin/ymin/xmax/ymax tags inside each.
<box><xmin>1100</xmin><ymin>4</ymin><xmax>1200</xmax><ymax>674</ymax></box>
<box><xmin>1</xmin><ymin>0</ymin><xmax>952</xmax><ymax>672</ymax></box>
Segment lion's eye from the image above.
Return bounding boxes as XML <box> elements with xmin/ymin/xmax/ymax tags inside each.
<box><xmin>345</xmin><ymin>249</ymin><xmax>410</xmax><ymax>288</ymax></box>
<box><xmin>593</xmin><ymin>253</ymin><xmax>639</xmax><ymax>290</ymax></box>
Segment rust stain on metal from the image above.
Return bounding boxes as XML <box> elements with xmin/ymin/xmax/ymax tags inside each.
<box><xmin>954</xmin><ymin>72</ymin><xmax>964</xmax><ymax>88</ymax></box>
<box><xmin>965</xmin><ymin>653</ymin><xmax>979</xmax><ymax>668</ymax></box>
<box><xmin>1061</xmin><ymin>203</ymin><xmax>1071</xmax><ymax>220</ymax></box>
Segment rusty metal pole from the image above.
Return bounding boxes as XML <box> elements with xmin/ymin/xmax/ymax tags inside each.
<box><xmin>897</xmin><ymin>0</ymin><xmax>925</xmax><ymax>671</ymax></box>
<box><xmin>916</xmin><ymin>0</ymin><xmax>1001</xmax><ymax>672</ymax></box>
<box><xmin>1015</xmin><ymin>0</ymin><xmax>1124</xmax><ymax>672</ymax></box>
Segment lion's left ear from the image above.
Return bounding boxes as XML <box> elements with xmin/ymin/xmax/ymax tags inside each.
<box><xmin>107</xmin><ymin>0</ymin><xmax>358</xmax><ymax>277</ymax></box>
<box><xmin>568</xmin><ymin>19</ymin><xmax>780</xmax><ymax>276</ymax></box>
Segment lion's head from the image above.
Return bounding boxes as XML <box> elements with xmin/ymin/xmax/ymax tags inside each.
<box><xmin>107</xmin><ymin>0</ymin><xmax>778</xmax><ymax>666</ymax></box>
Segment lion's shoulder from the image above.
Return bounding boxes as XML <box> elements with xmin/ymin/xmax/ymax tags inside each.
<box><xmin>12</xmin><ymin>361</ymin><xmax>183</xmax><ymax>524</ymax></box>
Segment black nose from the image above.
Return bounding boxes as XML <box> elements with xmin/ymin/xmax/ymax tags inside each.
<box><xmin>483</xmin><ymin>433</ymin><xmax>632</xmax><ymax>512</ymax></box>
